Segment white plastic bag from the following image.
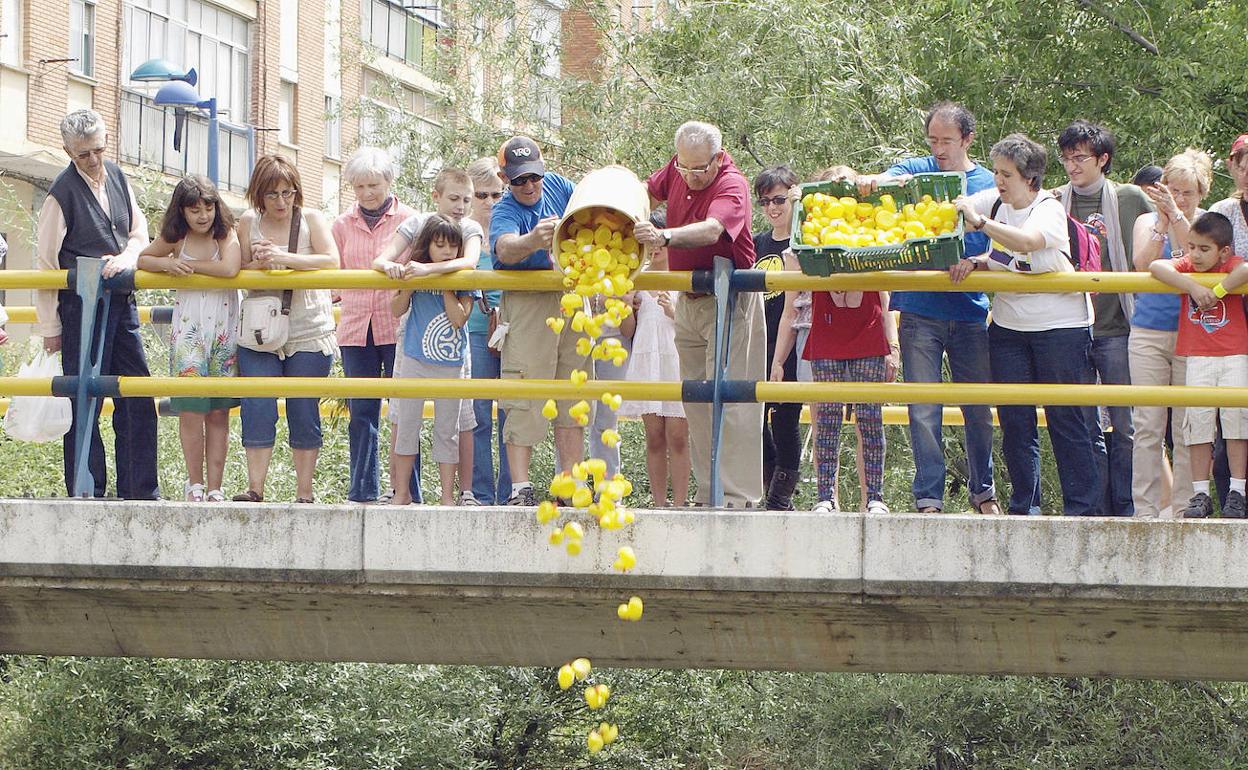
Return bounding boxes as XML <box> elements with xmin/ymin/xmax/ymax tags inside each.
<box><xmin>4</xmin><ymin>349</ymin><xmax>72</xmax><ymax>442</ymax></box>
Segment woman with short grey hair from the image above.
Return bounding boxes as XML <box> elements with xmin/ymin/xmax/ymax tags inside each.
<box><xmin>331</xmin><ymin>146</ymin><xmax>419</xmax><ymax>503</ymax></box>
<box><xmin>950</xmin><ymin>133</ymin><xmax>1100</xmax><ymax>515</ymax></box>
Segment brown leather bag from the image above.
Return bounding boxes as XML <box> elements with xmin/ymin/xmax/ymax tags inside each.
<box><xmin>479</xmin><ymin>294</ymin><xmax>501</xmax><ymax>357</ymax></box>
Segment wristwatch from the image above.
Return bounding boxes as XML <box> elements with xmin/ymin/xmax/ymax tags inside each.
<box><xmin>661</xmin><ymin>229</ymin><xmax>672</xmax><ymax>246</ymax></box>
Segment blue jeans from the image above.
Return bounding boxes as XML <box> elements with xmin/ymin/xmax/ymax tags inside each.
<box><xmin>469</xmin><ymin>330</ymin><xmax>510</xmax><ymax>503</ymax></box>
<box><xmin>238</xmin><ymin>348</ymin><xmax>333</xmax><ymax>449</ymax></box>
<box><xmin>988</xmin><ymin>323</ymin><xmax>1101</xmax><ymax>516</ymax></box>
<box><xmin>340</xmin><ymin>329</ymin><xmax>421</xmax><ymax>503</ymax></box>
<box><xmin>898</xmin><ymin>313</ymin><xmax>996</xmax><ymax>510</ymax></box>
<box><xmin>1089</xmin><ymin>334</ymin><xmax>1134</xmax><ymax>516</ymax></box>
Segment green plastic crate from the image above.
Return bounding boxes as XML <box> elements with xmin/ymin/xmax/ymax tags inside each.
<box><xmin>789</xmin><ymin>171</ymin><xmax>967</xmax><ymax>275</ymax></box>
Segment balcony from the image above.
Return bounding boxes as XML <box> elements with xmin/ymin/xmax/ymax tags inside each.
<box><xmin>119</xmin><ymin>90</ymin><xmax>254</xmax><ymax>194</ymax></box>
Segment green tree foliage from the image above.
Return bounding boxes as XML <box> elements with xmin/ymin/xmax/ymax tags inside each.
<box><xmin>4</xmin><ymin>660</ymin><xmax>1248</xmax><ymax>769</ymax></box>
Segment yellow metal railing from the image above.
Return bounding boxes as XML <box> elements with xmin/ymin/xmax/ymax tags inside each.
<box><xmin>0</xmin><ymin>268</ymin><xmax>1239</xmax><ymax>293</ymax></box>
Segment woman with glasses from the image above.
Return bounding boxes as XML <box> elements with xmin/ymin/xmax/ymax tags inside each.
<box><xmin>463</xmin><ymin>156</ymin><xmax>512</xmax><ymax>505</ymax></box>
<box><xmin>233</xmin><ymin>154</ymin><xmax>340</xmax><ymax>504</ymax></box>
<box><xmin>952</xmin><ymin>134</ymin><xmax>1099</xmax><ymax>516</ymax></box>
<box><xmin>331</xmin><ymin>147</ymin><xmax>418</xmax><ymax>504</ymax></box>
<box><xmin>1129</xmin><ymin>149</ymin><xmax>1212</xmax><ymax>517</ymax></box>
<box><xmin>753</xmin><ymin>164</ymin><xmax>803</xmax><ymax>510</ymax></box>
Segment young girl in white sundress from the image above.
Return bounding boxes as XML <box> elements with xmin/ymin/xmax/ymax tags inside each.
<box><xmin>139</xmin><ymin>175</ymin><xmax>241</xmax><ymax>502</ymax></box>
<box><xmin>620</xmin><ymin>226</ymin><xmax>690</xmax><ymax>507</ymax></box>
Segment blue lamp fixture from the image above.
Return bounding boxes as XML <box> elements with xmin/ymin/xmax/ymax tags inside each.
<box><xmin>129</xmin><ymin>58</ymin><xmax>197</xmax><ymax>85</ymax></box>
<box><xmin>129</xmin><ymin>58</ymin><xmax>218</xmax><ymax>186</ymax></box>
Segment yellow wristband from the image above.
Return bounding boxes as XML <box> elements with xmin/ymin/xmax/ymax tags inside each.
<box><xmin>1214</xmin><ymin>283</ymin><xmax>1228</xmax><ymax>299</ymax></box>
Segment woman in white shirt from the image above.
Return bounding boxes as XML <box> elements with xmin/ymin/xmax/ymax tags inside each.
<box><xmin>951</xmin><ymin>133</ymin><xmax>1100</xmax><ymax>516</ymax></box>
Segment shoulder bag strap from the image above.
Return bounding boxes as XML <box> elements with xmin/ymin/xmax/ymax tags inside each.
<box><xmin>282</xmin><ymin>207</ymin><xmax>301</xmax><ymax>314</ymax></box>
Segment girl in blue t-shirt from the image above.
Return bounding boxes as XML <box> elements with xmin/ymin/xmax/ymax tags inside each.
<box><xmin>388</xmin><ymin>215</ymin><xmax>477</xmax><ymax>505</ymax></box>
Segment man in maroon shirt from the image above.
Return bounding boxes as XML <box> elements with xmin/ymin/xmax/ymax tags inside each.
<box><xmin>635</xmin><ymin>121</ymin><xmax>765</xmax><ymax>507</ymax></box>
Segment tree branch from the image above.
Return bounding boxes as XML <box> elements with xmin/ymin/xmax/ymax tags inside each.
<box><xmin>1073</xmin><ymin>0</ymin><xmax>1159</xmax><ymax>55</ymax></box>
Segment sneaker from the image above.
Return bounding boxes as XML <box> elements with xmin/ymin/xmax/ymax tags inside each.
<box><xmin>813</xmin><ymin>500</ymin><xmax>838</xmax><ymax>513</ymax></box>
<box><xmin>1181</xmin><ymin>492</ymin><xmax>1213</xmax><ymax>519</ymax></box>
<box><xmin>459</xmin><ymin>491</ymin><xmax>483</xmax><ymax>506</ymax></box>
<box><xmin>1223</xmin><ymin>490</ymin><xmax>1247</xmax><ymax>519</ymax></box>
<box><xmin>506</xmin><ymin>485</ymin><xmax>537</xmax><ymax>506</ymax></box>
<box><xmin>866</xmin><ymin>500</ymin><xmax>890</xmax><ymax>515</ymax></box>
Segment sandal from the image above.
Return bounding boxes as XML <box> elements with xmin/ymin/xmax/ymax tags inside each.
<box><xmin>206</xmin><ymin>489</ymin><xmax>226</xmax><ymax>503</ymax></box>
<box><xmin>231</xmin><ymin>490</ymin><xmax>263</xmax><ymax>503</ymax></box>
<box><xmin>184</xmin><ymin>482</ymin><xmax>205</xmax><ymax>502</ymax></box>
<box><xmin>295</xmin><ymin>496</ymin><xmax>314</xmax><ymax>504</ymax></box>
<box><xmin>976</xmin><ymin>498</ymin><xmax>1003</xmax><ymax>516</ymax></box>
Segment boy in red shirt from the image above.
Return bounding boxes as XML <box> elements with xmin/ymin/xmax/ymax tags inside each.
<box><xmin>1149</xmin><ymin>211</ymin><xmax>1247</xmax><ymax>518</ymax></box>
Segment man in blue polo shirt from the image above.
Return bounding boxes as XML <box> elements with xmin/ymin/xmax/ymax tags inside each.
<box><xmin>489</xmin><ymin>136</ymin><xmax>582</xmax><ymax>506</ymax></box>
<box><xmin>859</xmin><ymin>101</ymin><xmax>998</xmax><ymax>514</ymax></box>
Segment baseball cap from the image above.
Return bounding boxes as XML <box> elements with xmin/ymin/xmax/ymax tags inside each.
<box><xmin>498</xmin><ymin>136</ymin><xmax>546</xmax><ymax>181</ymax></box>
<box><xmin>1232</xmin><ymin>133</ymin><xmax>1248</xmax><ymax>158</ymax></box>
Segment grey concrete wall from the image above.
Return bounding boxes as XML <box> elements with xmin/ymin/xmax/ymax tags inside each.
<box><xmin>0</xmin><ymin>500</ymin><xmax>1245</xmax><ymax>679</ymax></box>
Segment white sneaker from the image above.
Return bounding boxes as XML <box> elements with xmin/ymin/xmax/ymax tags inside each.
<box><xmin>813</xmin><ymin>500</ymin><xmax>838</xmax><ymax>513</ymax></box>
<box><xmin>459</xmin><ymin>491</ymin><xmax>482</xmax><ymax>506</ymax></box>
<box><xmin>866</xmin><ymin>500</ymin><xmax>890</xmax><ymax>514</ymax></box>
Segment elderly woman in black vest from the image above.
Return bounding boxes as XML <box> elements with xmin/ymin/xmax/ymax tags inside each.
<box><xmin>34</xmin><ymin>109</ymin><xmax>159</xmax><ymax>499</ymax></box>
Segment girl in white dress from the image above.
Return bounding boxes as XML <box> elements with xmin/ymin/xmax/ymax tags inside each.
<box><xmin>620</xmin><ymin>242</ymin><xmax>690</xmax><ymax>506</ymax></box>
<box><xmin>138</xmin><ymin>175</ymin><xmax>241</xmax><ymax>502</ymax></box>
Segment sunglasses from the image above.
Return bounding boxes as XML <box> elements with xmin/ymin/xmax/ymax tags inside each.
<box><xmin>757</xmin><ymin>196</ymin><xmax>789</xmax><ymax>207</ymax></box>
<box><xmin>509</xmin><ymin>174</ymin><xmax>543</xmax><ymax>187</ymax></box>
<box><xmin>474</xmin><ymin>191</ymin><xmax>504</xmax><ymax>200</ymax></box>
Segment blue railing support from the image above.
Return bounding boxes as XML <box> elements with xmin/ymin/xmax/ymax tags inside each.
<box><xmin>70</xmin><ymin>257</ymin><xmax>110</xmax><ymax>498</ymax></box>
<box><xmin>707</xmin><ymin>255</ymin><xmax>736</xmax><ymax>508</ymax></box>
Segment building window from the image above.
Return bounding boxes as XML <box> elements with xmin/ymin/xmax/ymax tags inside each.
<box><xmin>69</xmin><ymin>0</ymin><xmax>96</xmax><ymax>77</ymax></box>
<box><xmin>529</xmin><ymin>2</ymin><xmax>561</xmax><ymax>128</ymax></box>
<box><xmin>119</xmin><ymin>0</ymin><xmax>253</xmax><ymax>192</ymax></box>
<box><xmin>122</xmin><ymin>0</ymin><xmax>252</xmax><ymax>122</ymax></box>
<box><xmin>360</xmin><ymin>70</ymin><xmax>443</xmax><ymax>168</ymax></box>
<box><xmin>1</xmin><ymin>0</ymin><xmax>21</xmax><ymax>65</ymax></box>
<box><xmin>361</xmin><ymin>0</ymin><xmax>440</xmax><ymax>71</ymax></box>
<box><xmin>278</xmin><ymin>80</ymin><xmax>297</xmax><ymax>145</ymax></box>
<box><xmin>280</xmin><ymin>0</ymin><xmax>298</xmax><ymax>79</ymax></box>
<box><xmin>324</xmin><ymin>95</ymin><xmax>341</xmax><ymax>159</ymax></box>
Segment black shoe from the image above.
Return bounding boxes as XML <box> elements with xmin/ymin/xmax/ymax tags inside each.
<box><xmin>1223</xmin><ymin>490</ymin><xmax>1247</xmax><ymax>519</ymax></box>
<box><xmin>765</xmin><ymin>468</ymin><xmax>799</xmax><ymax>511</ymax></box>
<box><xmin>1181</xmin><ymin>492</ymin><xmax>1213</xmax><ymax>519</ymax></box>
<box><xmin>506</xmin><ymin>485</ymin><xmax>537</xmax><ymax>506</ymax></box>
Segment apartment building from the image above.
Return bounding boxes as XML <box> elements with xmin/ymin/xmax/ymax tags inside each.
<box><xmin>0</xmin><ymin>0</ymin><xmax>584</xmax><ymax>297</ymax></box>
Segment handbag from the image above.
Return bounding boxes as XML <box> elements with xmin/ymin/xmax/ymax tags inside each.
<box><xmin>479</xmin><ymin>293</ymin><xmax>502</xmax><ymax>357</ymax></box>
<box><xmin>238</xmin><ymin>209</ymin><xmax>301</xmax><ymax>352</ymax></box>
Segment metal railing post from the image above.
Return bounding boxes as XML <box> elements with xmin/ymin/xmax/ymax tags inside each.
<box><xmin>70</xmin><ymin>257</ymin><xmax>110</xmax><ymax>498</ymax></box>
<box><xmin>708</xmin><ymin>255</ymin><xmax>736</xmax><ymax>508</ymax></box>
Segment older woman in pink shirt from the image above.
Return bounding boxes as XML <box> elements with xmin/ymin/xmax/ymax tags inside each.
<box><xmin>332</xmin><ymin>147</ymin><xmax>417</xmax><ymax>503</ymax></box>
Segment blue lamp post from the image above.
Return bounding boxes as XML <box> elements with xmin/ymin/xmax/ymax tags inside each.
<box><xmin>128</xmin><ymin>58</ymin><xmax>220</xmax><ymax>187</ymax></box>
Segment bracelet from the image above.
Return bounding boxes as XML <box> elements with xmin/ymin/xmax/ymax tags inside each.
<box><xmin>1150</xmin><ymin>228</ymin><xmax>1167</xmax><ymax>241</ymax></box>
<box><xmin>1214</xmin><ymin>283</ymin><xmax>1228</xmax><ymax>299</ymax></box>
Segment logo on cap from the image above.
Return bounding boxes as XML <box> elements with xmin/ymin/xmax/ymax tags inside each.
<box><xmin>511</xmin><ymin>147</ymin><xmax>533</xmax><ymax>157</ymax></box>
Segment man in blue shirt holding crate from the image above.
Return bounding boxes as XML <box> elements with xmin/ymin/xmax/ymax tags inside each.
<box><xmin>858</xmin><ymin>101</ymin><xmax>999</xmax><ymax>515</ymax></box>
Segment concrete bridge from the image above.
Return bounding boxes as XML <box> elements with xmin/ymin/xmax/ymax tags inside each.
<box><xmin>0</xmin><ymin>500</ymin><xmax>1244</xmax><ymax>681</ymax></box>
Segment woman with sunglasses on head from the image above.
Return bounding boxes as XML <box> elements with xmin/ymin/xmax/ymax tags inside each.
<box><xmin>233</xmin><ymin>154</ymin><xmax>340</xmax><ymax>504</ymax></box>
<box><xmin>463</xmin><ymin>156</ymin><xmax>512</xmax><ymax>505</ymax></box>
<box><xmin>332</xmin><ymin>146</ymin><xmax>418</xmax><ymax>504</ymax></box>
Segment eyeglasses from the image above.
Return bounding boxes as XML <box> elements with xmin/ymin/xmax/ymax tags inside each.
<box><xmin>71</xmin><ymin>147</ymin><xmax>107</xmax><ymax>161</ymax></box>
<box><xmin>509</xmin><ymin>174</ymin><xmax>543</xmax><ymax>188</ymax></box>
<box><xmin>263</xmin><ymin>189</ymin><xmax>298</xmax><ymax>201</ymax></box>
<box><xmin>675</xmin><ymin>156</ymin><xmax>718</xmax><ymax>174</ymax></box>
<box><xmin>1059</xmin><ymin>154</ymin><xmax>1095</xmax><ymax>166</ymax></box>
<box><xmin>757</xmin><ymin>196</ymin><xmax>789</xmax><ymax>207</ymax></box>
<box><xmin>474</xmin><ymin>191</ymin><xmax>505</xmax><ymax>200</ymax></box>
